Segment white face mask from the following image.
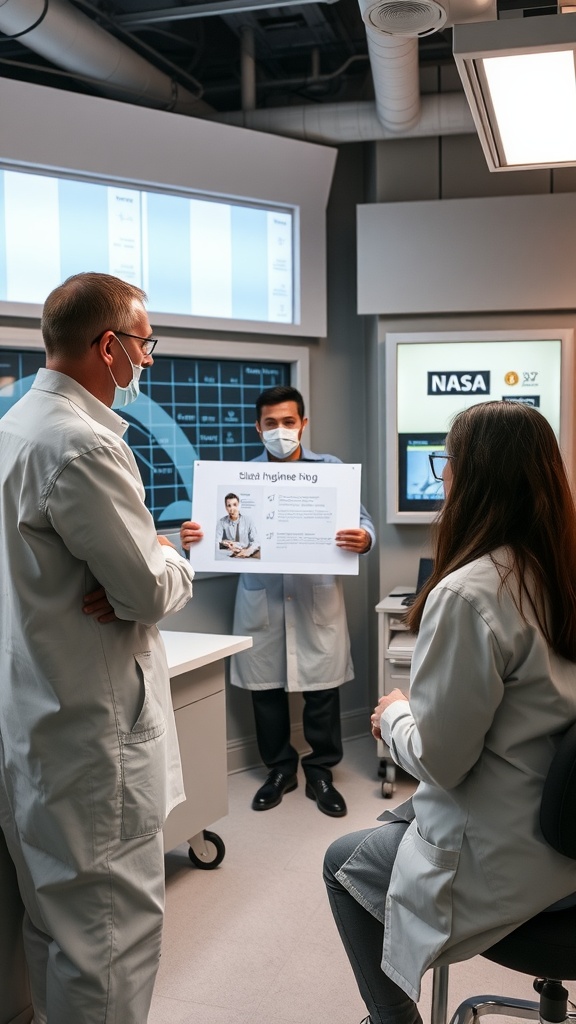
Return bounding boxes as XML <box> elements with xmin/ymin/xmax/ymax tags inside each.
<box><xmin>262</xmin><ymin>427</ymin><xmax>300</xmax><ymax>459</ymax></box>
<box><xmin>109</xmin><ymin>337</ymin><xmax>142</xmax><ymax>408</ymax></box>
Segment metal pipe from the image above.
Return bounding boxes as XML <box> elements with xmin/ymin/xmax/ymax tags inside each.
<box><xmin>216</xmin><ymin>93</ymin><xmax>475</xmax><ymax>142</ymax></box>
<box><xmin>240</xmin><ymin>25</ymin><xmax>256</xmax><ymax>112</ymax></box>
<box><xmin>0</xmin><ymin>0</ymin><xmax>211</xmax><ymax>115</ymax></box>
<box><xmin>116</xmin><ymin>0</ymin><xmax>339</xmax><ymax>26</ymax></box>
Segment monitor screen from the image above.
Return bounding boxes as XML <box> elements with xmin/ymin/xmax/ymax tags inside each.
<box><xmin>0</xmin><ymin>348</ymin><xmax>292</xmax><ymax>529</ymax></box>
<box><xmin>0</xmin><ymin>167</ymin><xmax>294</xmax><ymax>325</ymax></box>
<box><xmin>398</xmin><ymin>433</ymin><xmax>446</xmax><ymax>514</ymax></box>
<box><xmin>386</xmin><ymin>330</ymin><xmax>572</xmax><ymax>524</ymax></box>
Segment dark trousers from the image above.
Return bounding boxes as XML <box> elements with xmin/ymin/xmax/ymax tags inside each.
<box><xmin>323</xmin><ymin>824</ymin><xmax>421</xmax><ymax>1024</ymax></box>
<box><xmin>251</xmin><ymin>687</ymin><xmax>343</xmax><ymax>782</ymax></box>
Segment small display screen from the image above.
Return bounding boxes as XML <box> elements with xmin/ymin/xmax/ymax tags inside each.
<box><xmin>398</xmin><ymin>433</ymin><xmax>446</xmax><ymax>514</ymax></box>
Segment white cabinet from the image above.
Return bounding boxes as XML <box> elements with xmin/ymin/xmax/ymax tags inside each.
<box><xmin>376</xmin><ymin>588</ymin><xmax>418</xmax><ymax>693</ymax></box>
<box><xmin>161</xmin><ymin>631</ymin><xmax>252</xmax><ymax>866</ymax></box>
<box><xmin>375</xmin><ymin>588</ymin><xmax>417</xmax><ymax>795</ymax></box>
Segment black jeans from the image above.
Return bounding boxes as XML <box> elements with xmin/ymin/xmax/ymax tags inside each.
<box><xmin>251</xmin><ymin>686</ymin><xmax>343</xmax><ymax>782</ymax></box>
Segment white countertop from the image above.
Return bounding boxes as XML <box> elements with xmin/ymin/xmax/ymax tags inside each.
<box><xmin>160</xmin><ymin>631</ymin><xmax>253</xmax><ymax>677</ymax></box>
<box><xmin>375</xmin><ymin>587</ymin><xmax>415</xmax><ymax>614</ymax></box>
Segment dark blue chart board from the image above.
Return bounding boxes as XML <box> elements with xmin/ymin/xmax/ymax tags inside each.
<box><xmin>0</xmin><ymin>350</ymin><xmax>290</xmax><ymax>528</ymax></box>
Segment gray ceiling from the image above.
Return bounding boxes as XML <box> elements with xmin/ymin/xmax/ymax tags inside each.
<box><xmin>0</xmin><ymin>0</ymin><xmax>456</xmax><ymax>114</ymax></box>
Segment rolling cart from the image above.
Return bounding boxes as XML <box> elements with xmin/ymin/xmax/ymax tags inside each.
<box><xmin>375</xmin><ymin>589</ymin><xmax>417</xmax><ymax>797</ymax></box>
<box><xmin>161</xmin><ymin>630</ymin><xmax>252</xmax><ymax>867</ymax></box>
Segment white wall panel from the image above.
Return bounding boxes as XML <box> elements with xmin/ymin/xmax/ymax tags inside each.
<box><xmin>358</xmin><ymin>192</ymin><xmax>576</xmax><ymax>314</ymax></box>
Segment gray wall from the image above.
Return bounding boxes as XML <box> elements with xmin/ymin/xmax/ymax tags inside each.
<box><xmin>163</xmin><ymin>143</ymin><xmax>378</xmax><ymax>772</ymax></box>
<box><xmin>362</xmin><ymin>131</ymin><xmax>576</xmax><ymax>631</ymax></box>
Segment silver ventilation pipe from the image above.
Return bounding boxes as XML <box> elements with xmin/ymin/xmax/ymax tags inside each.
<box><xmin>0</xmin><ymin>0</ymin><xmax>212</xmax><ymax>116</ymax></box>
<box><xmin>353</xmin><ymin>0</ymin><xmax>496</xmax><ymax>134</ymax></box>
<box><xmin>362</xmin><ymin>33</ymin><xmax>420</xmax><ymax>131</ymax></box>
<box><xmin>217</xmin><ymin>93</ymin><xmax>475</xmax><ymax>143</ymax></box>
<box><xmin>355</xmin><ymin>0</ymin><xmax>444</xmax><ymax>132</ymax></box>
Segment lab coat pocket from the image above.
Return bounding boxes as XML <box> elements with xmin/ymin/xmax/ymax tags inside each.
<box><xmin>237</xmin><ymin>586</ymin><xmax>269</xmax><ymax>632</ymax></box>
<box><xmin>312</xmin><ymin>582</ymin><xmax>342</xmax><ymax>627</ymax></box>
<box><xmin>120</xmin><ymin>652</ymin><xmax>167</xmax><ymax>840</ymax></box>
<box><xmin>383</xmin><ymin>825</ymin><xmax>460</xmax><ymax>991</ymax></box>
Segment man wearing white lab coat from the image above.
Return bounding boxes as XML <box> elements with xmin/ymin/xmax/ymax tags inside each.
<box><xmin>181</xmin><ymin>385</ymin><xmax>375</xmax><ymax>817</ymax></box>
<box><xmin>0</xmin><ymin>273</ymin><xmax>195</xmax><ymax>1024</ymax></box>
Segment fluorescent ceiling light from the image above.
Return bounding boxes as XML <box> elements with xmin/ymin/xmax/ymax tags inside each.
<box><xmin>453</xmin><ymin>13</ymin><xmax>576</xmax><ymax>171</ymax></box>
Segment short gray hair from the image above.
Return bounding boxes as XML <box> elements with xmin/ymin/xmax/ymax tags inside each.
<box><xmin>41</xmin><ymin>272</ymin><xmax>147</xmax><ymax>359</ymax></box>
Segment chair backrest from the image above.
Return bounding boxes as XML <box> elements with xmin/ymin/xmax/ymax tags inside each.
<box><xmin>540</xmin><ymin>720</ymin><xmax>576</xmax><ymax>859</ymax></box>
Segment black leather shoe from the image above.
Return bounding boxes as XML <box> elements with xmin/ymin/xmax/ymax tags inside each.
<box><xmin>252</xmin><ymin>770</ymin><xmax>298</xmax><ymax>811</ymax></box>
<box><xmin>305</xmin><ymin>778</ymin><xmax>347</xmax><ymax>817</ymax></box>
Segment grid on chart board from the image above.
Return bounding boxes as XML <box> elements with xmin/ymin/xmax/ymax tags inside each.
<box><xmin>0</xmin><ymin>349</ymin><xmax>290</xmax><ymax>527</ymax></box>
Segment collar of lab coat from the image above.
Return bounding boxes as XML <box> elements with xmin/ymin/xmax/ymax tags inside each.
<box><xmin>32</xmin><ymin>367</ymin><xmax>129</xmax><ymax>438</ymax></box>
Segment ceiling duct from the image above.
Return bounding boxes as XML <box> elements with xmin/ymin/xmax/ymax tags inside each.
<box><xmin>362</xmin><ymin>0</ymin><xmax>448</xmax><ymax>37</ymax></box>
<box><xmin>218</xmin><ymin>92</ymin><xmax>475</xmax><ymax>142</ymax></box>
<box><xmin>357</xmin><ymin>0</ymin><xmax>496</xmax><ymax>132</ymax></box>
<box><xmin>360</xmin><ymin>16</ymin><xmax>421</xmax><ymax>131</ymax></box>
<box><xmin>0</xmin><ymin>0</ymin><xmax>212</xmax><ymax>115</ymax></box>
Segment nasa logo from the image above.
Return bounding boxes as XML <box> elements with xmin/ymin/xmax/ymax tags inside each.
<box><xmin>505</xmin><ymin>371</ymin><xmax>519</xmax><ymax>386</ymax></box>
<box><xmin>427</xmin><ymin>371</ymin><xmax>490</xmax><ymax>395</ymax></box>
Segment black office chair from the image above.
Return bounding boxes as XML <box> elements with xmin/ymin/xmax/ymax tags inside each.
<box><xmin>430</xmin><ymin>720</ymin><xmax>576</xmax><ymax>1024</ymax></box>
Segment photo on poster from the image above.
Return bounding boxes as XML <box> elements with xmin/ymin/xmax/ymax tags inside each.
<box><xmin>214</xmin><ymin>488</ymin><xmax>261</xmax><ymax>561</ymax></box>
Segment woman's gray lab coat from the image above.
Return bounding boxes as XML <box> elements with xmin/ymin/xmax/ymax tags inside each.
<box><xmin>337</xmin><ymin>550</ymin><xmax>576</xmax><ymax>1001</ymax></box>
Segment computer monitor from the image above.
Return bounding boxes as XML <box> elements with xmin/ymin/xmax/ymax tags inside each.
<box><xmin>400</xmin><ymin>557</ymin><xmax>435</xmax><ymax>606</ymax></box>
<box><xmin>398</xmin><ymin>433</ymin><xmax>446</xmax><ymax>514</ymax></box>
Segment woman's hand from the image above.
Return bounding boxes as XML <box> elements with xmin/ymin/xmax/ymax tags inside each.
<box><xmin>370</xmin><ymin>689</ymin><xmax>409</xmax><ymax>740</ymax></box>
<box><xmin>180</xmin><ymin>520</ymin><xmax>204</xmax><ymax>550</ymax></box>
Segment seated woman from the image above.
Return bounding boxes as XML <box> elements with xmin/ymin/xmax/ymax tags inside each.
<box><xmin>324</xmin><ymin>400</ymin><xmax>576</xmax><ymax>1024</ymax></box>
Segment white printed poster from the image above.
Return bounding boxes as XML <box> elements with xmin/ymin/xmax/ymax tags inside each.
<box><xmin>190</xmin><ymin>461</ymin><xmax>362</xmax><ymax>575</ymax></box>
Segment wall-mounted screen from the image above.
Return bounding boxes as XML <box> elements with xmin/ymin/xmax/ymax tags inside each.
<box><xmin>398</xmin><ymin>432</ymin><xmax>447</xmax><ymax>514</ymax></box>
<box><xmin>0</xmin><ymin>167</ymin><xmax>294</xmax><ymax>325</ymax></box>
<box><xmin>0</xmin><ymin>331</ymin><xmax>308</xmax><ymax>531</ymax></box>
<box><xmin>386</xmin><ymin>330</ymin><xmax>574</xmax><ymax>524</ymax></box>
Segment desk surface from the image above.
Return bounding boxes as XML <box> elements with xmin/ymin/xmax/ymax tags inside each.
<box><xmin>376</xmin><ymin>587</ymin><xmax>415</xmax><ymax>614</ymax></box>
<box><xmin>160</xmin><ymin>631</ymin><xmax>252</xmax><ymax>677</ymax></box>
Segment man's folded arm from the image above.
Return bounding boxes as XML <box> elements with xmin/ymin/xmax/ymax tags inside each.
<box><xmin>46</xmin><ymin>443</ymin><xmax>194</xmax><ymax>625</ymax></box>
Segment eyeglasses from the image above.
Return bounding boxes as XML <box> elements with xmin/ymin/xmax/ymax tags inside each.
<box><xmin>113</xmin><ymin>331</ymin><xmax>158</xmax><ymax>355</ymax></box>
<box><xmin>428</xmin><ymin>451</ymin><xmax>455</xmax><ymax>481</ymax></box>
<box><xmin>90</xmin><ymin>330</ymin><xmax>158</xmax><ymax>355</ymax></box>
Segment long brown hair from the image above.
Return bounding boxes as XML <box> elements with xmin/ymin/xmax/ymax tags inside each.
<box><xmin>406</xmin><ymin>400</ymin><xmax>576</xmax><ymax>660</ymax></box>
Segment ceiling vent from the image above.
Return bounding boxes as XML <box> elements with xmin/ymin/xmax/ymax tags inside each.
<box><xmin>362</xmin><ymin>0</ymin><xmax>448</xmax><ymax>37</ymax></box>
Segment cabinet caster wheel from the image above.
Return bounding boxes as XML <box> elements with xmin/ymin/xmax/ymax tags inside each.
<box><xmin>188</xmin><ymin>829</ymin><xmax>226</xmax><ymax>869</ymax></box>
<box><xmin>379</xmin><ymin>760</ymin><xmax>396</xmax><ymax>798</ymax></box>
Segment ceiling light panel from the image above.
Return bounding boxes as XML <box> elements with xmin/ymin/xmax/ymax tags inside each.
<box><xmin>454</xmin><ymin>12</ymin><xmax>576</xmax><ymax>171</ymax></box>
